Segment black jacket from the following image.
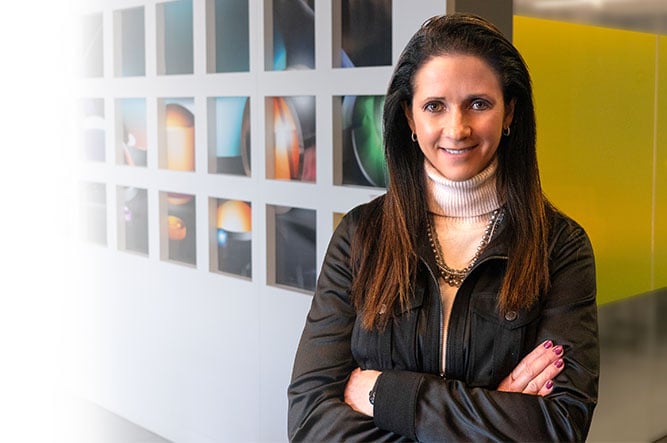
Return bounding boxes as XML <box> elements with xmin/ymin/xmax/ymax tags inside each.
<box><xmin>288</xmin><ymin>197</ymin><xmax>599</xmax><ymax>442</ymax></box>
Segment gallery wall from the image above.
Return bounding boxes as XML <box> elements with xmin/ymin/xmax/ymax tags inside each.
<box><xmin>70</xmin><ymin>0</ymin><xmax>666</xmax><ymax>441</ymax></box>
<box><xmin>71</xmin><ymin>1</ymin><xmax>447</xmax><ymax>441</ymax></box>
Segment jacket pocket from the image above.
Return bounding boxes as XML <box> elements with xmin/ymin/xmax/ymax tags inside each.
<box><xmin>351</xmin><ymin>288</ymin><xmax>425</xmax><ymax>371</ymax></box>
<box><xmin>466</xmin><ymin>292</ymin><xmax>541</xmax><ymax>387</ymax></box>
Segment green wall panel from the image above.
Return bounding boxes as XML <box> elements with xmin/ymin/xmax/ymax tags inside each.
<box><xmin>514</xmin><ymin>17</ymin><xmax>656</xmax><ymax>304</ymax></box>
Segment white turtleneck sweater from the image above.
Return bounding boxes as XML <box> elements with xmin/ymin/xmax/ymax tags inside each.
<box><xmin>424</xmin><ymin>158</ymin><xmax>502</xmax><ymax>375</ymax></box>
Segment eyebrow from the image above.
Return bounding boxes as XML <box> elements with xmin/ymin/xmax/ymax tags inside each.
<box><xmin>420</xmin><ymin>94</ymin><xmax>497</xmax><ymax>103</ymax></box>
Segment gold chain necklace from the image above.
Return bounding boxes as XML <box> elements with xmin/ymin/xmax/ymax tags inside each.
<box><xmin>426</xmin><ymin>208</ymin><xmax>504</xmax><ymax>287</ymax></box>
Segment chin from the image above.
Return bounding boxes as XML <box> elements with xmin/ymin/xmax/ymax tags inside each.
<box><xmin>435</xmin><ymin>165</ymin><xmax>475</xmax><ymax>182</ymax></box>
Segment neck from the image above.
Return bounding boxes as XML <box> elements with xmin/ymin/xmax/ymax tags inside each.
<box><xmin>425</xmin><ymin>158</ymin><xmax>501</xmax><ymax>218</ymax></box>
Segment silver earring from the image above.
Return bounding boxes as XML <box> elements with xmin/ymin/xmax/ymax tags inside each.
<box><xmin>411</xmin><ymin>132</ymin><xmax>417</xmax><ymax>142</ymax></box>
<box><xmin>502</xmin><ymin>126</ymin><xmax>511</xmax><ymax>136</ymax></box>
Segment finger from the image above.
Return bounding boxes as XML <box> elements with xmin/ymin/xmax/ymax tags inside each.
<box><xmin>510</xmin><ymin>340</ymin><xmax>555</xmax><ymax>379</ymax></box>
<box><xmin>524</xmin><ymin>358</ymin><xmax>565</xmax><ymax>396</ymax></box>
<box><xmin>535</xmin><ymin>357</ymin><xmax>566</xmax><ymax>396</ymax></box>
<box><xmin>537</xmin><ymin>379</ymin><xmax>555</xmax><ymax>397</ymax></box>
<box><xmin>510</xmin><ymin>341</ymin><xmax>564</xmax><ymax>391</ymax></box>
<box><xmin>513</xmin><ymin>351</ymin><xmax>563</xmax><ymax>393</ymax></box>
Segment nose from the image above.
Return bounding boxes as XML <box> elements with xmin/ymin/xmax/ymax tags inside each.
<box><xmin>443</xmin><ymin>109</ymin><xmax>471</xmax><ymax>141</ymax></box>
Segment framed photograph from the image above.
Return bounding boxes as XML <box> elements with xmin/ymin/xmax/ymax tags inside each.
<box><xmin>266</xmin><ymin>0</ymin><xmax>315</xmax><ymax>70</ymax></box>
<box><xmin>158</xmin><ymin>98</ymin><xmax>195</xmax><ymax>171</ymax></box>
<box><xmin>333</xmin><ymin>0</ymin><xmax>392</xmax><ymax>68</ymax></box>
<box><xmin>118</xmin><ymin>186</ymin><xmax>148</xmax><ymax>255</ymax></box>
<box><xmin>161</xmin><ymin>192</ymin><xmax>196</xmax><ymax>266</ymax></box>
<box><xmin>116</xmin><ymin>98</ymin><xmax>147</xmax><ymax>167</ymax></box>
<box><xmin>157</xmin><ymin>0</ymin><xmax>194</xmax><ymax>75</ymax></box>
<box><xmin>268</xmin><ymin>205</ymin><xmax>316</xmax><ymax>292</ymax></box>
<box><xmin>335</xmin><ymin>94</ymin><xmax>387</xmax><ymax>188</ymax></box>
<box><xmin>211</xmin><ymin>198</ymin><xmax>252</xmax><ymax>278</ymax></box>
<box><xmin>207</xmin><ymin>0</ymin><xmax>250</xmax><ymax>73</ymax></box>
<box><xmin>266</xmin><ymin>96</ymin><xmax>316</xmax><ymax>182</ymax></box>
<box><xmin>114</xmin><ymin>6</ymin><xmax>145</xmax><ymax>77</ymax></box>
<box><xmin>208</xmin><ymin>97</ymin><xmax>251</xmax><ymax>176</ymax></box>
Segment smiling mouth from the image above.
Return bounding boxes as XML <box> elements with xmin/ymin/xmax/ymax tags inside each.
<box><xmin>442</xmin><ymin>146</ymin><xmax>476</xmax><ymax>154</ymax></box>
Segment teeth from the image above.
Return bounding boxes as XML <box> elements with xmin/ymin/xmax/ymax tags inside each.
<box><xmin>444</xmin><ymin>147</ymin><xmax>470</xmax><ymax>154</ymax></box>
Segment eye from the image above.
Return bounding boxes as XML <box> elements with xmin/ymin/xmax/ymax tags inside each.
<box><xmin>423</xmin><ymin>101</ymin><xmax>444</xmax><ymax>113</ymax></box>
<box><xmin>470</xmin><ymin>99</ymin><xmax>492</xmax><ymax>111</ymax></box>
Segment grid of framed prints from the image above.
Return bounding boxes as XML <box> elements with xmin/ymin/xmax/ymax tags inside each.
<box><xmin>76</xmin><ymin>0</ymin><xmax>394</xmax><ymax>294</ymax></box>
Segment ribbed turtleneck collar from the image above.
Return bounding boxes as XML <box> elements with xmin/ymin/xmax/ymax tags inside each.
<box><xmin>425</xmin><ymin>158</ymin><xmax>501</xmax><ymax>217</ymax></box>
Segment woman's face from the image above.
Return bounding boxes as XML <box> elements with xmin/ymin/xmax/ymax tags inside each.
<box><xmin>404</xmin><ymin>54</ymin><xmax>514</xmax><ymax>181</ymax></box>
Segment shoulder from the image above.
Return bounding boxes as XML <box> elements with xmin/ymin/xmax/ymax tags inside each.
<box><xmin>546</xmin><ymin>206</ymin><xmax>591</xmax><ymax>247</ymax></box>
<box><xmin>337</xmin><ymin>194</ymin><xmax>386</xmax><ymax>232</ymax></box>
<box><xmin>322</xmin><ymin>195</ymin><xmax>386</xmax><ymax>258</ymax></box>
<box><xmin>545</xmin><ymin>205</ymin><xmax>595</xmax><ymax>269</ymax></box>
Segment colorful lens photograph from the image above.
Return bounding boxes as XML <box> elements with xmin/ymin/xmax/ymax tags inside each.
<box><xmin>268</xmin><ymin>96</ymin><xmax>316</xmax><ymax>182</ymax></box>
<box><xmin>119</xmin><ymin>186</ymin><xmax>148</xmax><ymax>255</ymax></box>
<box><xmin>164</xmin><ymin>192</ymin><xmax>196</xmax><ymax>265</ymax></box>
<box><xmin>272</xmin><ymin>205</ymin><xmax>316</xmax><ymax>292</ymax></box>
<box><xmin>210</xmin><ymin>96</ymin><xmax>251</xmax><ymax>176</ymax></box>
<box><xmin>270</xmin><ymin>0</ymin><xmax>315</xmax><ymax>70</ymax></box>
<box><xmin>214</xmin><ymin>198</ymin><xmax>252</xmax><ymax>278</ymax></box>
<box><xmin>340</xmin><ymin>95</ymin><xmax>387</xmax><ymax>187</ymax></box>
<box><xmin>160</xmin><ymin>98</ymin><xmax>195</xmax><ymax>172</ymax></box>
<box><xmin>118</xmin><ymin>98</ymin><xmax>147</xmax><ymax>167</ymax></box>
<box><xmin>337</xmin><ymin>0</ymin><xmax>392</xmax><ymax>68</ymax></box>
<box><xmin>211</xmin><ymin>0</ymin><xmax>249</xmax><ymax>73</ymax></box>
<box><xmin>159</xmin><ymin>0</ymin><xmax>193</xmax><ymax>75</ymax></box>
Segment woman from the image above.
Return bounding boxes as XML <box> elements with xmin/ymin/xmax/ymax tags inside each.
<box><xmin>288</xmin><ymin>13</ymin><xmax>598</xmax><ymax>441</ymax></box>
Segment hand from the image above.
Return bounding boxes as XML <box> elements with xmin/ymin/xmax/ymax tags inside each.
<box><xmin>344</xmin><ymin>367</ymin><xmax>381</xmax><ymax>417</ymax></box>
<box><xmin>497</xmin><ymin>340</ymin><xmax>565</xmax><ymax>396</ymax></box>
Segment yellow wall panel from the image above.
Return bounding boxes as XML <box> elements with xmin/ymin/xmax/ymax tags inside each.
<box><xmin>514</xmin><ymin>17</ymin><xmax>656</xmax><ymax>304</ymax></box>
<box><xmin>656</xmin><ymin>36</ymin><xmax>667</xmax><ymax>289</ymax></box>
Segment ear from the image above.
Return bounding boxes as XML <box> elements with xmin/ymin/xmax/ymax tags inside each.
<box><xmin>402</xmin><ymin>101</ymin><xmax>416</xmax><ymax>133</ymax></box>
<box><xmin>503</xmin><ymin>98</ymin><xmax>516</xmax><ymax>129</ymax></box>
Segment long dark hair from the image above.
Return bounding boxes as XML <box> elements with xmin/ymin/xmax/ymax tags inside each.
<box><xmin>351</xmin><ymin>13</ymin><xmax>550</xmax><ymax>330</ymax></box>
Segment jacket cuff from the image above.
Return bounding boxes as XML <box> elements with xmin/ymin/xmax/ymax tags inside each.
<box><xmin>373</xmin><ymin>370</ymin><xmax>424</xmax><ymax>439</ymax></box>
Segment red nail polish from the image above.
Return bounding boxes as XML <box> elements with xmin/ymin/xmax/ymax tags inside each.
<box><xmin>553</xmin><ymin>345</ymin><xmax>563</xmax><ymax>356</ymax></box>
<box><xmin>554</xmin><ymin>359</ymin><xmax>564</xmax><ymax>368</ymax></box>
<box><xmin>546</xmin><ymin>380</ymin><xmax>554</xmax><ymax>389</ymax></box>
<box><xmin>543</xmin><ymin>340</ymin><xmax>553</xmax><ymax>349</ymax></box>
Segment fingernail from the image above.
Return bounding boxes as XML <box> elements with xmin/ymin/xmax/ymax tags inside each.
<box><xmin>553</xmin><ymin>345</ymin><xmax>563</xmax><ymax>356</ymax></box>
<box><xmin>543</xmin><ymin>340</ymin><xmax>553</xmax><ymax>349</ymax></box>
<box><xmin>554</xmin><ymin>359</ymin><xmax>564</xmax><ymax>368</ymax></box>
<box><xmin>546</xmin><ymin>380</ymin><xmax>554</xmax><ymax>389</ymax></box>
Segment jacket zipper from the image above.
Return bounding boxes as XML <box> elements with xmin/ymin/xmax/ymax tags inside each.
<box><xmin>420</xmin><ymin>257</ymin><xmax>445</xmax><ymax>376</ymax></box>
<box><xmin>421</xmin><ymin>253</ymin><xmax>508</xmax><ymax>378</ymax></box>
<box><xmin>445</xmin><ymin>253</ymin><xmax>509</xmax><ymax>377</ymax></box>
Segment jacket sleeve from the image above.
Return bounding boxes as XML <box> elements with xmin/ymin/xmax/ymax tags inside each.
<box><xmin>287</xmin><ymin>207</ymin><xmax>406</xmax><ymax>442</ymax></box>
<box><xmin>373</xmin><ymin>218</ymin><xmax>599</xmax><ymax>442</ymax></box>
